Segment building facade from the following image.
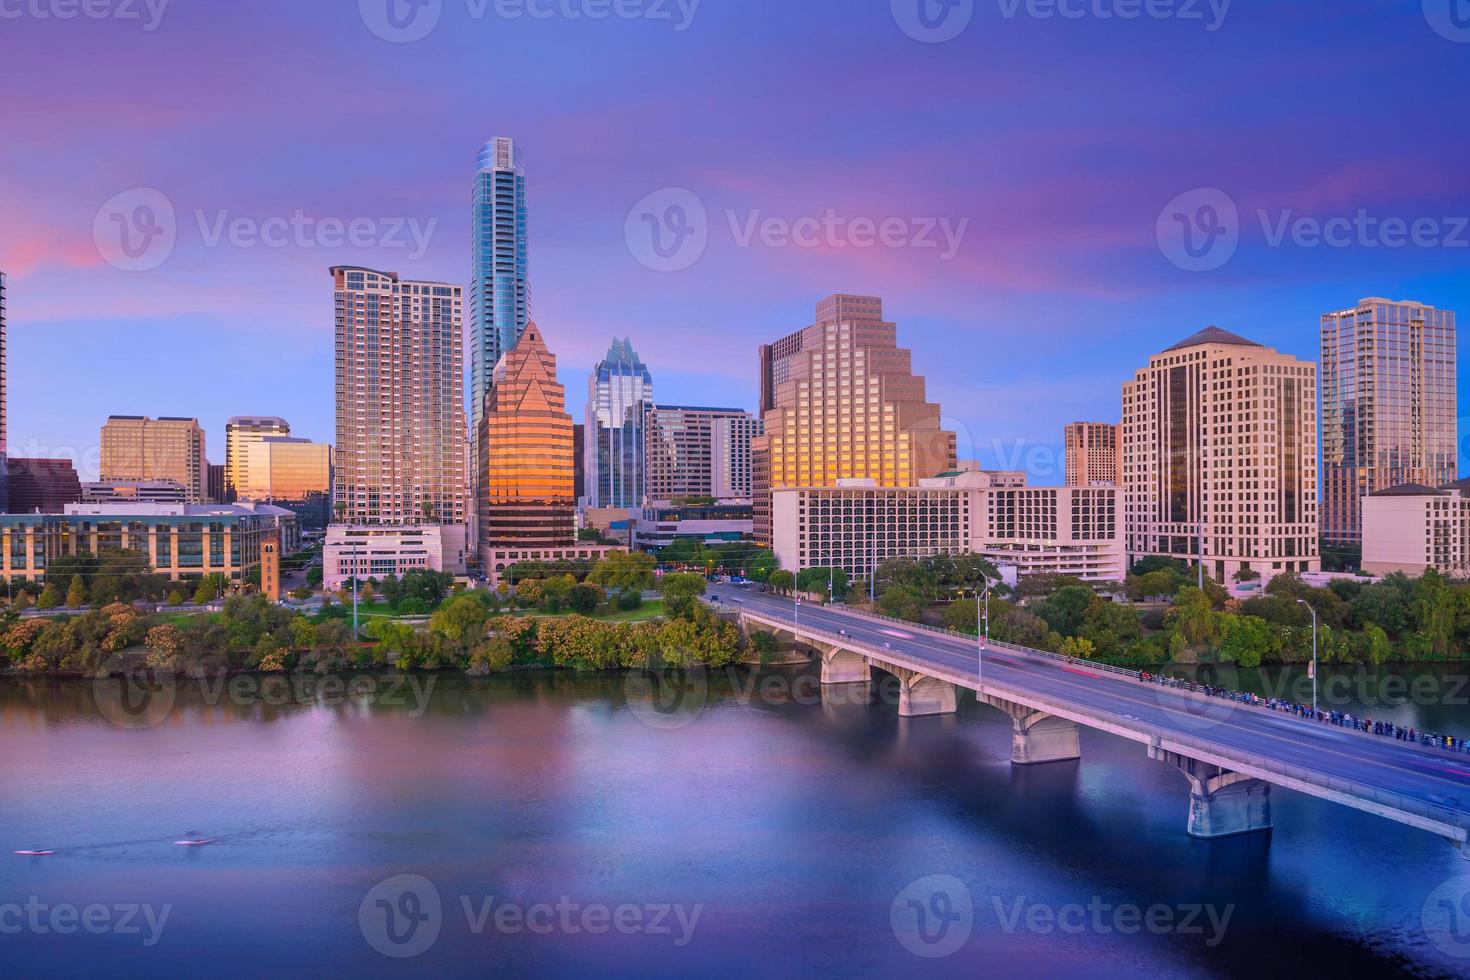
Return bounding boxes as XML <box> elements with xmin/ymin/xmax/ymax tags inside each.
<box><xmin>235</xmin><ymin>436</ymin><xmax>331</xmax><ymax>502</ymax></box>
<box><xmin>644</xmin><ymin>405</ymin><xmax>760</xmax><ymax>502</ymax></box>
<box><xmin>224</xmin><ymin>417</ymin><xmax>291</xmax><ymax>498</ymax></box>
<box><xmin>331</xmin><ymin>266</ymin><xmax>466</xmax><ymax>527</ymax></box>
<box><xmin>469</xmin><ymin>137</ymin><xmax>529</xmax><ymax>463</ymax></box>
<box><xmin>630</xmin><ymin>502</ymin><xmax>754</xmax><ymax>552</ymax></box>
<box><xmin>1122</xmin><ymin>327</ymin><xmax>1319</xmax><ymax>584</ymax></box>
<box><xmin>100</xmin><ymin>415</ymin><xmax>206</xmax><ymax>502</ymax></box>
<box><xmin>0</xmin><ymin>502</ymin><xmax>293</xmax><ymax>584</ymax></box>
<box><xmin>323</xmin><ymin>524</ymin><xmax>449</xmax><ymax>590</ymax></box>
<box><xmin>753</xmin><ymin>294</ymin><xmax>956</xmax><ymax>544</ymax></box>
<box><xmin>1064</xmin><ymin>421</ymin><xmax>1121</xmax><ymax>487</ymax></box>
<box><xmin>1362</xmin><ymin>481</ymin><xmax>1470</xmax><ymax>577</ymax></box>
<box><xmin>1321</xmin><ymin>297</ymin><xmax>1457</xmax><ymax>546</ymax></box>
<box><xmin>0</xmin><ymin>270</ymin><xmax>7</xmax><ymax>512</ymax></box>
<box><xmin>6</xmin><ymin>458</ymin><xmax>81</xmax><ymax>513</ymax></box>
<box><xmin>585</xmin><ymin>338</ymin><xmax>653</xmax><ymax>508</ymax></box>
<box><xmin>82</xmin><ymin>480</ymin><xmax>189</xmax><ymax>504</ymax></box>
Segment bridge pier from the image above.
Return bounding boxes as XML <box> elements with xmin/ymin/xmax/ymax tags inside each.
<box><xmin>813</xmin><ymin>642</ymin><xmax>870</xmax><ymax>686</ymax></box>
<box><xmin>980</xmin><ymin>694</ymin><xmax>1081</xmax><ymax>765</ymax></box>
<box><xmin>1150</xmin><ymin>745</ymin><xmax>1272</xmax><ymax>839</ymax></box>
<box><xmin>890</xmin><ymin>667</ymin><xmax>957</xmax><ymax>718</ymax></box>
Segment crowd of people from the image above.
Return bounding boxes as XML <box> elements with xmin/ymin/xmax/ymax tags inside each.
<box><xmin>1137</xmin><ymin>671</ymin><xmax>1468</xmax><ymax>754</ymax></box>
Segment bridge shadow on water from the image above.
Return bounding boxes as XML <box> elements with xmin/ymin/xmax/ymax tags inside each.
<box><xmin>733</xmin><ymin>664</ymin><xmax>1446</xmax><ymax>979</ymax></box>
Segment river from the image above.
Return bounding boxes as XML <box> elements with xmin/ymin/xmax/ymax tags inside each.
<box><xmin>2</xmin><ymin>663</ymin><xmax>1469</xmax><ymax>977</ymax></box>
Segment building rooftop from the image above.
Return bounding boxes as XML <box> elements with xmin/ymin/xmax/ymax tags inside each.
<box><xmin>1371</xmin><ymin>483</ymin><xmax>1446</xmax><ymax>497</ymax></box>
<box><xmin>1163</xmin><ymin>326</ymin><xmax>1264</xmax><ymax>352</ymax></box>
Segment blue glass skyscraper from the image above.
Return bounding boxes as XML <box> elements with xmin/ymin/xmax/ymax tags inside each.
<box><xmin>585</xmin><ymin>339</ymin><xmax>654</xmax><ymax>508</ymax></box>
<box><xmin>469</xmin><ymin>137</ymin><xmax>529</xmax><ymax>459</ymax></box>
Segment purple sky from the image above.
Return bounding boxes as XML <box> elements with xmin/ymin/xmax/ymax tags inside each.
<box><xmin>2</xmin><ymin>0</ymin><xmax>1468</xmax><ymax>481</ymax></box>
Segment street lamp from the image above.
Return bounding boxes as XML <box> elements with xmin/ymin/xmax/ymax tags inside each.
<box><xmin>1297</xmin><ymin>598</ymin><xmax>1318</xmax><ymax>716</ymax></box>
<box><xmin>977</xmin><ymin>578</ymin><xmax>991</xmax><ymax>691</ymax></box>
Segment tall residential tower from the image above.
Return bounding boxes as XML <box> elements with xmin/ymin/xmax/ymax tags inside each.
<box><xmin>1064</xmin><ymin>421</ymin><xmax>1121</xmax><ymax>487</ymax></box>
<box><xmin>1320</xmin><ymin>297</ymin><xmax>1457</xmax><ymax>545</ymax></box>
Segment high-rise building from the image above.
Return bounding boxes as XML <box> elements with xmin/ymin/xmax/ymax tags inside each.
<box><xmin>477</xmin><ymin>322</ymin><xmax>576</xmax><ymax>550</ymax></box>
<box><xmin>1121</xmin><ymin>326</ymin><xmax>1319</xmax><ymax>583</ymax></box>
<box><xmin>645</xmin><ymin>405</ymin><xmax>761</xmax><ymax>502</ymax></box>
<box><xmin>206</xmin><ymin>463</ymin><xmax>227</xmax><ymax>503</ymax></box>
<box><xmin>235</xmin><ymin>436</ymin><xmax>332</xmax><ymax>502</ymax></box>
<box><xmin>0</xmin><ymin>270</ymin><xmax>7</xmax><ymax>513</ymax></box>
<box><xmin>585</xmin><ymin>338</ymin><xmax>654</xmax><ymax>508</ymax></box>
<box><xmin>5</xmin><ymin>458</ymin><xmax>81</xmax><ymax>513</ymax></box>
<box><xmin>331</xmin><ymin>266</ymin><xmax>466</xmax><ymax>527</ymax></box>
<box><xmin>1320</xmin><ymin>297</ymin><xmax>1457</xmax><ymax>546</ymax></box>
<box><xmin>1064</xmin><ymin>422</ymin><xmax>1121</xmax><ymax>487</ymax></box>
<box><xmin>469</xmin><ymin>139</ymin><xmax>529</xmax><ymax>457</ymax></box>
<box><xmin>99</xmin><ymin>415</ymin><xmax>206</xmax><ymax>502</ymax></box>
<box><xmin>572</xmin><ymin>423</ymin><xmax>586</xmax><ymax>503</ymax></box>
<box><xmin>225</xmin><ymin>416</ymin><xmax>291</xmax><ymax>497</ymax></box>
<box><xmin>753</xmin><ymin>294</ymin><xmax>956</xmax><ymax>545</ymax></box>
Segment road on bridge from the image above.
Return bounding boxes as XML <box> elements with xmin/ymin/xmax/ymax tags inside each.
<box><xmin>708</xmin><ymin>583</ymin><xmax>1470</xmax><ymax>841</ymax></box>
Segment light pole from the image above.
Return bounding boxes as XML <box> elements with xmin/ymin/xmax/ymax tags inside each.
<box><xmin>1297</xmin><ymin>598</ymin><xmax>1317</xmax><ymax>716</ymax></box>
<box><xmin>977</xmin><ymin>579</ymin><xmax>990</xmax><ymax>691</ymax></box>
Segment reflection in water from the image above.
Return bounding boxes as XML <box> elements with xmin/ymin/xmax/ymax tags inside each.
<box><xmin>1</xmin><ymin>665</ymin><xmax>1468</xmax><ymax>978</ymax></box>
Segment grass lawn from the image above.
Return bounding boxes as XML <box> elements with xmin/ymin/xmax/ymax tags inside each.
<box><xmin>151</xmin><ymin>611</ymin><xmax>222</xmax><ymax>626</ymax></box>
<box><xmin>511</xmin><ymin>600</ymin><xmax>666</xmax><ymax>623</ymax></box>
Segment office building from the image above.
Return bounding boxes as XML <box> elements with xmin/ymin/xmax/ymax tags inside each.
<box><xmin>1362</xmin><ymin>480</ymin><xmax>1470</xmax><ymax>577</ymax></box>
<box><xmin>331</xmin><ymin>266</ymin><xmax>467</xmax><ymax>527</ymax></box>
<box><xmin>225</xmin><ymin>417</ymin><xmax>291</xmax><ymax>498</ymax></box>
<box><xmin>630</xmin><ymin>501</ymin><xmax>754</xmax><ymax>552</ymax></box>
<box><xmin>235</xmin><ymin>436</ymin><xmax>331</xmax><ymax>502</ymax></box>
<box><xmin>0</xmin><ymin>501</ymin><xmax>296</xmax><ymax>584</ymax></box>
<box><xmin>1065</xmin><ymin>421</ymin><xmax>1121</xmax><ymax>487</ymax></box>
<box><xmin>6</xmin><ymin>458</ymin><xmax>81</xmax><ymax>513</ymax></box>
<box><xmin>100</xmin><ymin>415</ymin><xmax>206</xmax><ymax>502</ymax></box>
<box><xmin>585</xmin><ymin>338</ymin><xmax>653</xmax><ymax>508</ymax></box>
<box><xmin>753</xmin><ymin>294</ymin><xmax>956</xmax><ymax>544</ymax></box>
<box><xmin>0</xmin><ymin>271</ymin><xmax>7</xmax><ymax>513</ymax></box>
<box><xmin>573</xmin><ymin>423</ymin><xmax>585</xmax><ymax>503</ymax></box>
<box><xmin>645</xmin><ymin>405</ymin><xmax>761</xmax><ymax>502</ymax></box>
<box><xmin>82</xmin><ymin>479</ymin><xmax>188</xmax><ymax>504</ymax></box>
<box><xmin>1321</xmin><ymin>297</ymin><xmax>1457</xmax><ymax>545</ymax></box>
<box><xmin>1121</xmin><ymin>326</ymin><xmax>1319</xmax><ymax>584</ymax></box>
<box><xmin>323</xmin><ymin>523</ymin><xmax>471</xmax><ymax>589</ymax></box>
<box><xmin>207</xmin><ymin>463</ymin><xmax>227</xmax><ymax>503</ymax></box>
<box><xmin>768</xmin><ymin>469</ymin><xmax>1122</xmax><ymax>584</ymax></box>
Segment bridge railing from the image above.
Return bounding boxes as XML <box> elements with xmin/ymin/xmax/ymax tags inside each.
<box><xmin>733</xmin><ymin>604</ymin><xmax>1469</xmax><ymax>839</ymax></box>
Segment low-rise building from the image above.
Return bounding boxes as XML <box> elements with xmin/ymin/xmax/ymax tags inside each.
<box><xmin>630</xmin><ymin>501</ymin><xmax>754</xmax><ymax>551</ymax></box>
<box><xmin>0</xmin><ymin>502</ymin><xmax>295</xmax><ymax>583</ymax></box>
<box><xmin>769</xmin><ymin>468</ymin><xmax>1123</xmax><ymax>584</ymax></box>
<box><xmin>481</xmin><ymin>543</ymin><xmax>619</xmax><ymax>586</ymax></box>
<box><xmin>82</xmin><ymin>480</ymin><xmax>189</xmax><ymax>504</ymax></box>
<box><xmin>1362</xmin><ymin>481</ymin><xmax>1470</xmax><ymax>577</ymax></box>
<box><xmin>325</xmin><ymin>524</ymin><xmax>448</xmax><ymax>589</ymax></box>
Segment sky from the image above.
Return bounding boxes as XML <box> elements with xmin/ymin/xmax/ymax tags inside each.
<box><xmin>2</xmin><ymin>0</ymin><xmax>1468</xmax><ymax>482</ymax></box>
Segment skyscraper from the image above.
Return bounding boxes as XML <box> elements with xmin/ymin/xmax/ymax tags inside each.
<box><xmin>100</xmin><ymin>416</ymin><xmax>206</xmax><ymax>502</ymax></box>
<box><xmin>225</xmin><ymin>416</ymin><xmax>291</xmax><ymax>498</ymax></box>
<box><xmin>477</xmin><ymin>322</ymin><xmax>575</xmax><ymax>551</ymax></box>
<box><xmin>1121</xmin><ymin>326</ymin><xmax>1319</xmax><ymax>583</ymax></box>
<box><xmin>585</xmin><ymin>338</ymin><xmax>653</xmax><ymax>509</ymax></box>
<box><xmin>752</xmin><ymin>294</ymin><xmax>957</xmax><ymax>545</ymax></box>
<box><xmin>0</xmin><ymin>270</ymin><xmax>8</xmax><ymax>513</ymax></box>
<box><xmin>331</xmin><ymin>266</ymin><xmax>466</xmax><ymax>526</ymax></box>
<box><xmin>469</xmin><ymin>140</ymin><xmax>529</xmax><ymax>459</ymax></box>
<box><xmin>645</xmin><ymin>405</ymin><xmax>761</xmax><ymax>501</ymax></box>
<box><xmin>1064</xmin><ymin>422</ymin><xmax>1121</xmax><ymax>487</ymax></box>
<box><xmin>1320</xmin><ymin>297</ymin><xmax>1457</xmax><ymax>546</ymax></box>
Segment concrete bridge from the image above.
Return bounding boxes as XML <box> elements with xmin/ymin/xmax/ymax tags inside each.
<box><xmin>709</xmin><ymin>585</ymin><xmax>1470</xmax><ymax>849</ymax></box>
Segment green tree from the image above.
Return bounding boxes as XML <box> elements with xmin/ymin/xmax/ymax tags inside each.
<box><xmin>429</xmin><ymin>595</ymin><xmax>490</xmax><ymax>651</ymax></box>
<box><xmin>586</xmin><ymin>551</ymin><xmax>656</xmax><ymax>592</ymax></box>
<box><xmin>1039</xmin><ymin>586</ymin><xmax>1094</xmax><ymax>638</ymax></box>
<box><xmin>767</xmin><ymin>570</ymin><xmax>795</xmax><ymax>594</ymax></box>
<box><xmin>796</xmin><ymin>567</ymin><xmax>850</xmax><ymax>600</ymax></box>
<box><xmin>658</xmin><ymin>572</ymin><xmax>708</xmax><ymax>618</ymax></box>
<box><xmin>36</xmin><ymin>580</ymin><xmax>62</xmax><ymax>610</ymax></box>
<box><xmin>878</xmin><ymin>584</ymin><xmax>927</xmax><ymax>623</ymax></box>
<box><xmin>567</xmin><ymin>584</ymin><xmax>603</xmax><ymax>615</ymax></box>
<box><xmin>65</xmin><ymin>575</ymin><xmax>89</xmax><ymax>609</ymax></box>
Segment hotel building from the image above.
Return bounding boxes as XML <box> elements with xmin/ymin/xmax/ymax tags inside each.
<box><xmin>585</xmin><ymin>338</ymin><xmax>654</xmax><ymax>508</ymax></box>
<box><xmin>331</xmin><ymin>266</ymin><xmax>466</xmax><ymax>527</ymax></box>
<box><xmin>753</xmin><ymin>294</ymin><xmax>956</xmax><ymax>545</ymax></box>
<box><xmin>1064</xmin><ymin>421</ymin><xmax>1121</xmax><ymax>487</ymax></box>
<box><xmin>769</xmin><ymin>469</ymin><xmax>1123</xmax><ymax>584</ymax></box>
<box><xmin>645</xmin><ymin>405</ymin><xmax>761</xmax><ymax>502</ymax></box>
<box><xmin>1321</xmin><ymin>297</ymin><xmax>1457</xmax><ymax>545</ymax></box>
<box><xmin>1121</xmin><ymin>327</ymin><xmax>1319</xmax><ymax>584</ymax></box>
<box><xmin>1362</xmin><ymin>480</ymin><xmax>1470</xmax><ymax>577</ymax></box>
<box><xmin>100</xmin><ymin>415</ymin><xmax>206</xmax><ymax>502</ymax></box>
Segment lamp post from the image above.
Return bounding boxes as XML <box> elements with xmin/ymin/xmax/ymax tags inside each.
<box><xmin>1297</xmin><ymin>598</ymin><xmax>1317</xmax><ymax>716</ymax></box>
<box><xmin>977</xmin><ymin>580</ymin><xmax>990</xmax><ymax>691</ymax></box>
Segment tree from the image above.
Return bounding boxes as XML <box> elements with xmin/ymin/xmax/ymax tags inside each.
<box><xmin>166</xmin><ymin>589</ymin><xmax>186</xmax><ymax>606</ymax></box>
<box><xmin>1128</xmin><ymin>569</ymin><xmax>1180</xmax><ymax>602</ymax></box>
<box><xmin>194</xmin><ymin>578</ymin><xmax>216</xmax><ymax>605</ymax></box>
<box><xmin>429</xmin><ymin>595</ymin><xmax>490</xmax><ymax>650</ymax></box>
<box><xmin>748</xmin><ymin>630</ymin><xmax>781</xmax><ymax>663</ymax></box>
<box><xmin>36</xmin><ymin>581</ymin><xmax>62</xmax><ymax>610</ymax></box>
<box><xmin>1039</xmin><ymin>586</ymin><xmax>1094</xmax><ymax>638</ymax></box>
<box><xmin>658</xmin><ymin>572</ymin><xmax>707</xmax><ymax>618</ymax></box>
<box><xmin>567</xmin><ymin>584</ymin><xmax>603</xmax><ymax>615</ymax></box>
<box><xmin>616</xmin><ymin>589</ymin><xmax>643</xmax><ymax>612</ymax></box>
<box><xmin>878</xmin><ymin>584</ymin><xmax>926</xmax><ymax>623</ymax></box>
<box><xmin>796</xmin><ymin>567</ymin><xmax>850</xmax><ymax>600</ymax></box>
<box><xmin>586</xmin><ymin>552</ymin><xmax>656</xmax><ymax>593</ymax></box>
<box><xmin>767</xmin><ymin>570</ymin><xmax>795</xmax><ymax>594</ymax></box>
<box><xmin>65</xmin><ymin>575</ymin><xmax>88</xmax><ymax>609</ymax></box>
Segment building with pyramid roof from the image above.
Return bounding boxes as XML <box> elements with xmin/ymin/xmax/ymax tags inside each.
<box><xmin>584</xmin><ymin>337</ymin><xmax>654</xmax><ymax>508</ymax></box>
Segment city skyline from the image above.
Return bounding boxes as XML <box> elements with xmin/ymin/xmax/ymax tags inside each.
<box><xmin>4</xmin><ymin>4</ymin><xmax>1467</xmax><ymax>481</ymax></box>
